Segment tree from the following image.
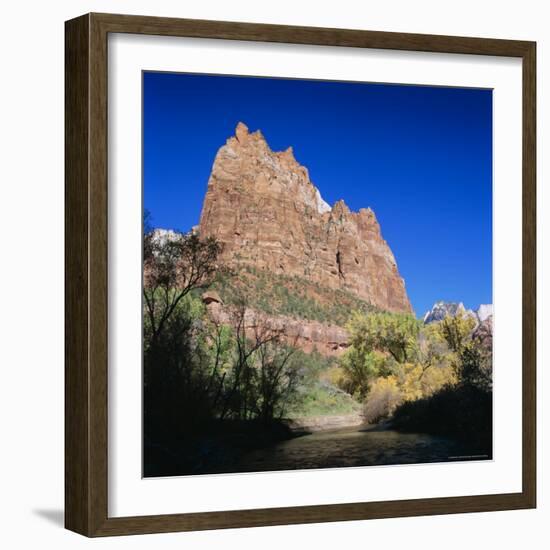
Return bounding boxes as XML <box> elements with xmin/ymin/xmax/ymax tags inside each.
<box><xmin>339</xmin><ymin>310</ymin><xmax>461</xmax><ymax>412</ymax></box>
<box><xmin>456</xmin><ymin>342</ymin><xmax>492</xmax><ymax>391</ymax></box>
<box><xmin>339</xmin><ymin>347</ymin><xmax>385</xmax><ymax>399</ymax></box>
<box><xmin>345</xmin><ymin>311</ymin><xmax>421</xmax><ymax>364</ymax></box>
<box><xmin>438</xmin><ymin>313</ymin><xmax>476</xmax><ymax>354</ymax></box>
<box><xmin>414</xmin><ymin>326</ymin><xmax>454</xmax><ymax>380</ymax></box>
<box><xmin>256</xmin><ymin>337</ymin><xmax>300</xmax><ymax>422</ymax></box>
<box><xmin>339</xmin><ymin>311</ymin><xmax>421</xmax><ymax>398</ymax></box>
<box><xmin>143</xmin><ymin>227</ymin><xmax>223</xmax><ymax>349</ymax></box>
<box><xmin>142</xmin><ymin>214</ymin><xmax>224</xmax><ymax>442</ymax></box>
<box><xmin>218</xmin><ymin>298</ymin><xmax>299</xmax><ymax>423</ymax></box>
<box><xmin>197</xmin><ymin>316</ymin><xmax>235</xmax><ymax>413</ymax></box>
<box><xmin>143</xmin><ymin>294</ymin><xmax>209</xmax><ymax>439</ymax></box>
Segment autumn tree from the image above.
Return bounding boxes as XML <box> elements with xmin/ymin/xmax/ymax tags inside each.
<box><xmin>143</xmin><ymin>226</ymin><xmax>223</xmax><ymax>349</ymax></box>
<box><xmin>339</xmin><ymin>311</ymin><xmax>421</xmax><ymax>398</ymax></box>
<box><xmin>341</xmin><ymin>311</ymin><xmax>461</xmax><ymax>421</ymax></box>
<box><xmin>339</xmin><ymin>347</ymin><xmax>385</xmax><ymax>399</ymax></box>
<box><xmin>345</xmin><ymin>311</ymin><xmax>421</xmax><ymax>364</ymax></box>
<box><xmin>438</xmin><ymin>313</ymin><xmax>476</xmax><ymax>354</ymax></box>
<box><xmin>142</xmin><ymin>212</ymin><xmax>224</xmax><ymax>442</ymax></box>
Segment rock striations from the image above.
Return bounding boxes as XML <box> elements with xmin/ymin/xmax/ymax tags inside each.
<box><xmin>204</xmin><ymin>295</ymin><xmax>349</xmax><ymax>357</ymax></box>
<box><xmin>199</xmin><ymin>123</ymin><xmax>412</xmax><ymax>313</ymax></box>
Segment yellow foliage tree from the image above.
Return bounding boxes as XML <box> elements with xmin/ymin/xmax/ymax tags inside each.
<box><xmin>363</xmin><ymin>375</ymin><xmax>402</xmax><ymax>423</ymax></box>
<box><xmin>340</xmin><ymin>311</ymin><xmax>465</xmax><ymax>423</ymax></box>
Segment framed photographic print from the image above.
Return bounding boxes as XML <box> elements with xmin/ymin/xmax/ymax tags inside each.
<box><xmin>65</xmin><ymin>13</ymin><xmax>536</xmax><ymax>536</ymax></box>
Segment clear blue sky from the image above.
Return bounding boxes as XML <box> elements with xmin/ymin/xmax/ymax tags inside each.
<box><xmin>144</xmin><ymin>72</ymin><xmax>492</xmax><ymax>316</ymax></box>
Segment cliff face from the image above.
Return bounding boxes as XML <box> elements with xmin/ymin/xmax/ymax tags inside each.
<box><xmin>199</xmin><ymin>123</ymin><xmax>411</xmax><ymax>313</ymax></box>
<box><xmin>205</xmin><ymin>297</ymin><xmax>349</xmax><ymax>357</ymax></box>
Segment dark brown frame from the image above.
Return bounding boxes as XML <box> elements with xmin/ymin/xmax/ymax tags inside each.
<box><xmin>65</xmin><ymin>12</ymin><xmax>536</xmax><ymax>537</ymax></box>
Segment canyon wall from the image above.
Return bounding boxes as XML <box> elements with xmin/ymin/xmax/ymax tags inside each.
<box><xmin>199</xmin><ymin>122</ymin><xmax>412</xmax><ymax>313</ymax></box>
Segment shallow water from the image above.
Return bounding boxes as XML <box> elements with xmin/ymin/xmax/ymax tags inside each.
<box><xmin>231</xmin><ymin>426</ymin><xmax>489</xmax><ymax>473</ymax></box>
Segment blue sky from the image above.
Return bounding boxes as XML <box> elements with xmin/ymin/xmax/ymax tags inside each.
<box><xmin>143</xmin><ymin>72</ymin><xmax>492</xmax><ymax>316</ymax></box>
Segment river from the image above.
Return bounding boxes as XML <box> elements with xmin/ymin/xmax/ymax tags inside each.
<box><xmin>230</xmin><ymin>426</ymin><xmax>488</xmax><ymax>473</ymax></box>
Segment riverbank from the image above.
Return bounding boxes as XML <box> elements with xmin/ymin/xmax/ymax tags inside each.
<box><xmin>287</xmin><ymin>412</ymin><xmax>365</xmax><ymax>432</ymax></box>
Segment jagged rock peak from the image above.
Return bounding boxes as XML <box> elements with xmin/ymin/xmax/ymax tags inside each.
<box><xmin>149</xmin><ymin>228</ymin><xmax>182</xmax><ymax>244</ymax></box>
<box><xmin>233</xmin><ymin>121</ymin><xmax>267</xmax><ymax>148</ymax></box>
<box><xmin>332</xmin><ymin>199</ymin><xmax>350</xmax><ymax>217</ymax></box>
<box><xmin>199</xmin><ymin>125</ymin><xmax>412</xmax><ymax>313</ymax></box>
<box><xmin>423</xmin><ymin>301</ymin><xmax>467</xmax><ymax>324</ymax></box>
<box><xmin>423</xmin><ymin>301</ymin><xmax>493</xmax><ymax>326</ymax></box>
<box><xmin>235</xmin><ymin>121</ymin><xmax>249</xmax><ymax>142</ymax></box>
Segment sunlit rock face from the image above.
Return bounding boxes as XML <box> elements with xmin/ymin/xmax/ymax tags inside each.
<box><xmin>423</xmin><ymin>302</ymin><xmax>470</xmax><ymax>324</ymax></box>
<box><xmin>199</xmin><ymin>122</ymin><xmax>412</xmax><ymax>314</ymax></box>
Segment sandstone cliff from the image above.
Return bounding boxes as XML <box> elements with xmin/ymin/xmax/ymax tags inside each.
<box><xmin>204</xmin><ymin>294</ymin><xmax>349</xmax><ymax>357</ymax></box>
<box><xmin>199</xmin><ymin>122</ymin><xmax>411</xmax><ymax>313</ymax></box>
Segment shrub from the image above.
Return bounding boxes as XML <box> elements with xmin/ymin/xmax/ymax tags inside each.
<box><xmin>288</xmin><ymin>380</ymin><xmax>360</xmax><ymax>417</ymax></box>
<box><xmin>211</xmin><ymin>266</ymin><xmax>377</xmax><ymax>325</ymax></box>
<box><xmin>363</xmin><ymin>376</ymin><xmax>402</xmax><ymax>423</ymax></box>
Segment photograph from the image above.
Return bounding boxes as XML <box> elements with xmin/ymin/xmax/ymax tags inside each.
<box><xmin>0</xmin><ymin>0</ymin><xmax>541</xmax><ymax>543</ymax></box>
<box><xmin>142</xmin><ymin>72</ymin><xmax>494</xmax><ymax>478</ymax></box>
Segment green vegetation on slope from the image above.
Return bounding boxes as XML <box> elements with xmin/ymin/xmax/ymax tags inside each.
<box><xmin>212</xmin><ymin>265</ymin><xmax>377</xmax><ymax>326</ymax></box>
<box><xmin>282</xmin><ymin>349</ymin><xmax>361</xmax><ymax>417</ymax></box>
<box><xmin>289</xmin><ymin>381</ymin><xmax>361</xmax><ymax>417</ymax></box>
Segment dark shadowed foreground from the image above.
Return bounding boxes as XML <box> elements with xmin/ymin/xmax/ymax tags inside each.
<box><xmin>144</xmin><ymin>423</ymin><xmax>491</xmax><ymax>477</ymax></box>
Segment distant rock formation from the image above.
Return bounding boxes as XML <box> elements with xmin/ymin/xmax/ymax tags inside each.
<box><xmin>423</xmin><ymin>302</ymin><xmax>470</xmax><ymax>324</ymax></box>
<box><xmin>198</xmin><ymin>122</ymin><xmax>412</xmax><ymax>313</ymax></box>
<box><xmin>149</xmin><ymin>228</ymin><xmax>182</xmax><ymax>245</ymax></box>
<box><xmin>423</xmin><ymin>301</ymin><xmax>493</xmax><ymax>329</ymax></box>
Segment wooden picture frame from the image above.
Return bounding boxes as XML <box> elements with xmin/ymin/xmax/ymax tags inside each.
<box><xmin>65</xmin><ymin>12</ymin><xmax>536</xmax><ymax>537</ymax></box>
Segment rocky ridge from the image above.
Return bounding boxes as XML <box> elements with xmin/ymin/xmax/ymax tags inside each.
<box><xmin>203</xmin><ymin>293</ymin><xmax>349</xmax><ymax>357</ymax></box>
<box><xmin>423</xmin><ymin>301</ymin><xmax>493</xmax><ymax>327</ymax></box>
<box><xmin>198</xmin><ymin>122</ymin><xmax>412</xmax><ymax>313</ymax></box>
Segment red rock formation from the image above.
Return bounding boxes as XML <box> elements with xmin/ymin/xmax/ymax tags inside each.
<box><xmin>204</xmin><ymin>300</ymin><xmax>349</xmax><ymax>357</ymax></box>
<box><xmin>199</xmin><ymin>122</ymin><xmax>412</xmax><ymax>313</ymax></box>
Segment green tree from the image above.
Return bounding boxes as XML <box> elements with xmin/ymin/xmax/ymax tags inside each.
<box><xmin>218</xmin><ymin>299</ymin><xmax>300</xmax><ymax>423</ymax></box>
<box><xmin>339</xmin><ymin>347</ymin><xmax>385</xmax><ymax>399</ymax></box>
<box><xmin>346</xmin><ymin>311</ymin><xmax>421</xmax><ymax>364</ymax></box>
<box><xmin>339</xmin><ymin>311</ymin><xmax>421</xmax><ymax>397</ymax></box>
<box><xmin>143</xmin><ymin>228</ymin><xmax>222</xmax><ymax>348</ymax></box>
<box><xmin>456</xmin><ymin>342</ymin><xmax>493</xmax><ymax>391</ymax></box>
